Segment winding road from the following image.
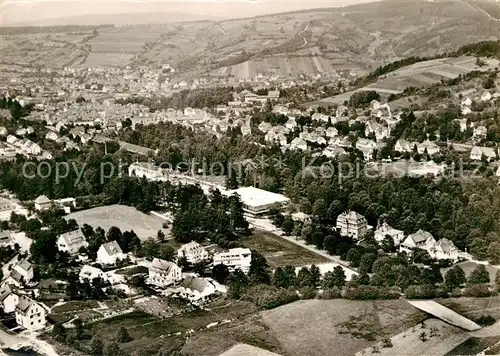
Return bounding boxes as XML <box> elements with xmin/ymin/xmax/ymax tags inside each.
<box><xmin>298</xmin><ymin>22</ymin><xmax>310</xmax><ymax>48</ymax></box>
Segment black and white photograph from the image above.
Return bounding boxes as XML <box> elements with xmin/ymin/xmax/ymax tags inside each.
<box><xmin>0</xmin><ymin>0</ymin><xmax>499</xmax><ymax>355</ymax></box>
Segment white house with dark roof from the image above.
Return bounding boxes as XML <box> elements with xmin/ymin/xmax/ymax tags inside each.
<box><xmin>15</xmin><ymin>295</ymin><xmax>46</xmax><ymax>331</ymax></box>
<box><xmin>147</xmin><ymin>258</ymin><xmax>182</xmax><ymax>287</ymax></box>
<box><xmin>34</xmin><ymin>195</ymin><xmax>52</xmax><ymax>211</ymax></box>
<box><xmin>97</xmin><ymin>241</ymin><xmax>126</xmax><ymax>265</ymax></box>
<box><xmin>177</xmin><ymin>241</ymin><xmax>209</xmax><ymax>264</ymax></box>
<box><xmin>400</xmin><ymin>230</ymin><xmax>436</xmax><ymax>254</ymax></box>
<box><xmin>374</xmin><ymin>221</ymin><xmax>405</xmax><ymax>245</ymax></box>
<box><xmin>0</xmin><ymin>284</ymin><xmax>19</xmax><ymax>313</ymax></box>
<box><xmin>57</xmin><ymin>229</ymin><xmax>88</xmax><ymax>255</ymax></box>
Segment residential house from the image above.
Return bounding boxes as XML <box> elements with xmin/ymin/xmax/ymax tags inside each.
<box><xmin>336</xmin><ymin>211</ymin><xmax>368</xmax><ymax>240</ymax></box>
<box><xmin>311</xmin><ymin>112</ymin><xmax>330</xmax><ymax>123</ymax></box>
<box><xmin>365</xmin><ymin>121</ymin><xmax>390</xmax><ymax>141</ymax></box>
<box><xmin>147</xmin><ymin>258</ymin><xmax>182</xmax><ymax>287</ymax></box>
<box><xmin>0</xmin><ymin>284</ymin><xmax>19</xmax><ymax>313</ymax></box>
<box><xmin>400</xmin><ymin>230</ymin><xmax>436</xmax><ymax>254</ymax></box>
<box><xmin>325</xmin><ymin>127</ymin><xmax>339</xmax><ymax>138</ymax></box>
<box><xmin>291</xmin><ymin>212</ymin><xmax>312</xmax><ymax>223</ymax></box>
<box><xmin>7</xmin><ymin>260</ymin><xmax>35</xmax><ymax>286</ymax></box>
<box><xmin>21</xmin><ymin>140</ymin><xmax>41</xmax><ymax>155</ymax></box>
<box><xmin>177</xmin><ymin>241</ymin><xmax>209</xmax><ymax>264</ymax></box>
<box><xmin>428</xmin><ymin>238</ymin><xmax>460</xmax><ymax>261</ymax></box>
<box><xmin>473</xmin><ymin>126</ymin><xmax>487</xmax><ymax>141</ymax></box>
<box><xmin>0</xmin><ymin>126</ymin><xmax>7</xmax><ymax>136</ymax></box>
<box><xmin>470</xmin><ymin>146</ymin><xmax>497</xmax><ymax>161</ymax></box>
<box><xmin>258</xmin><ymin>122</ymin><xmax>272</xmax><ymax>133</ymax></box>
<box><xmin>164</xmin><ymin>276</ymin><xmax>221</xmax><ymax>305</ymax></box>
<box><xmin>285</xmin><ymin>117</ymin><xmax>297</xmax><ymax>130</ymax></box>
<box><xmin>34</xmin><ymin>195</ymin><xmax>52</xmax><ymax>211</ymax></box>
<box><xmin>497</xmin><ymin>166</ymin><xmax>500</xmax><ymax>178</ymax></box>
<box><xmin>213</xmin><ymin>248</ymin><xmax>252</xmax><ymax>273</ymax></box>
<box><xmin>97</xmin><ymin>241</ymin><xmax>126</xmax><ymax>265</ymax></box>
<box><xmin>374</xmin><ymin>221</ymin><xmax>405</xmax><ymax>245</ymax></box>
<box><xmin>416</xmin><ymin>140</ymin><xmax>440</xmax><ymax>155</ymax></box>
<box><xmin>462</xmin><ymin>106</ymin><xmax>472</xmax><ymax>116</ymax></box>
<box><xmin>45</xmin><ymin>131</ymin><xmax>59</xmax><ymax>141</ymax></box>
<box><xmin>290</xmin><ymin>137</ymin><xmax>308</xmax><ymax>151</ymax></box>
<box><xmin>57</xmin><ymin>229</ymin><xmax>88</xmax><ymax>255</ymax></box>
<box><xmin>15</xmin><ymin>296</ymin><xmax>46</xmax><ymax>331</ymax></box>
<box><xmin>356</xmin><ymin>138</ymin><xmax>377</xmax><ymax>161</ymax></box>
<box><xmin>79</xmin><ymin>265</ymin><xmax>105</xmax><ymax>283</ymax></box>
<box><xmin>322</xmin><ymin>145</ymin><xmax>346</xmax><ymax>158</ymax></box>
<box><xmin>461</xmin><ymin>97</ymin><xmax>472</xmax><ymax>107</ymax></box>
<box><xmin>481</xmin><ymin>91</ymin><xmax>492</xmax><ymax>102</ymax></box>
<box><xmin>6</xmin><ymin>135</ymin><xmax>17</xmax><ymax>145</ymax></box>
<box><xmin>394</xmin><ymin>139</ymin><xmax>412</xmax><ymax>153</ymax></box>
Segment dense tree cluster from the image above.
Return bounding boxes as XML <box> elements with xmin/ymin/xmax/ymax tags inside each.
<box><xmin>172</xmin><ymin>186</ymin><xmax>249</xmax><ymax>246</ymax></box>
<box><xmin>116</xmin><ymin>86</ymin><xmax>235</xmax><ymax>111</ymax></box>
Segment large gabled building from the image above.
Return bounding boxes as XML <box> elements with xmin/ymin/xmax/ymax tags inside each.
<box><xmin>336</xmin><ymin>211</ymin><xmax>368</xmax><ymax>240</ymax></box>
<box><xmin>57</xmin><ymin>229</ymin><xmax>88</xmax><ymax>255</ymax></box>
<box><xmin>147</xmin><ymin>258</ymin><xmax>182</xmax><ymax>288</ymax></box>
<box><xmin>15</xmin><ymin>295</ymin><xmax>46</xmax><ymax>331</ymax></box>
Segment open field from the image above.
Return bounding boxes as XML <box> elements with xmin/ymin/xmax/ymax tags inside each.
<box><xmin>183</xmin><ymin>299</ymin><xmax>427</xmax><ymax>356</ymax></box>
<box><xmin>240</xmin><ymin>230</ymin><xmax>330</xmax><ymax>267</ymax></box>
<box><xmin>80</xmin><ymin>300</ymin><xmax>259</xmax><ymax>355</ymax></box>
<box><xmin>316</xmin><ymin>56</ymin><xmax>500</xmax><ymax>105</ymax></box>
<box><xmin>65</xmin><ymin>204</ymin><xmax>168</xmax><ymax>240</ymax></box>
<box><xmin>0</xmin><ymin>32</ymin><xmax>91</xmax><ymax>68</ymax></box>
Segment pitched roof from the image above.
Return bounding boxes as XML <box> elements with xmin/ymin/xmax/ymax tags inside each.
<box><xmin>100</xmin><ymin>241</ymin><xmax>123</xmax><ymax>256</ymax></box>
<box><xmin>436</xmin><ymin>238</ymin><xmax>457</xmax><ymax>253</ymax></box>
<box><xmin>181</xmin><ymin>276</ymin><xmax>211</xmax><ymax>293</ymax></box>
<box><xmin>16</xmin><ymin>260</ymin><xmax>33</xmax><ymax>273</ymax></box>
<box><xmin>151</xmin><ymin>258</ymin><xmax>178</xmax><ymax>272</ymax></box>
<box><xmin>0</xmin><ymin>284</ymin><xmax>14</xmax><ymax>302</ymax></box>
<box><xmin>58</xmin><ymin>229</ymin><xmax>86</xmax><ymax>246</ymax></box>
<box><xmin>15</xmin><ymin>295</ymin><xmax>35</xmax><ymax>314</ymax></box>
<box><xmin>408</xmin><ymin>229</ymin><xmax>434</xmax><ymax>244</ymax></box>
<box><xmin>35</xmin><ymin>195</ymin><xmax>51</xmax><ymax>204</ymax></box>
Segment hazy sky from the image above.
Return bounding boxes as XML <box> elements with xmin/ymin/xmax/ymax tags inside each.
<box><xmin>0</xmin><ymin>0</ymin><xmax>378</xmax><ymax>25</ymax></box>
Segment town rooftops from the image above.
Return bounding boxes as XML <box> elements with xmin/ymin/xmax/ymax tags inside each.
<box><xmin>101</xmin><ymin>241</ymin><xmax>123</xmax><ymax>256</ymax></box>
